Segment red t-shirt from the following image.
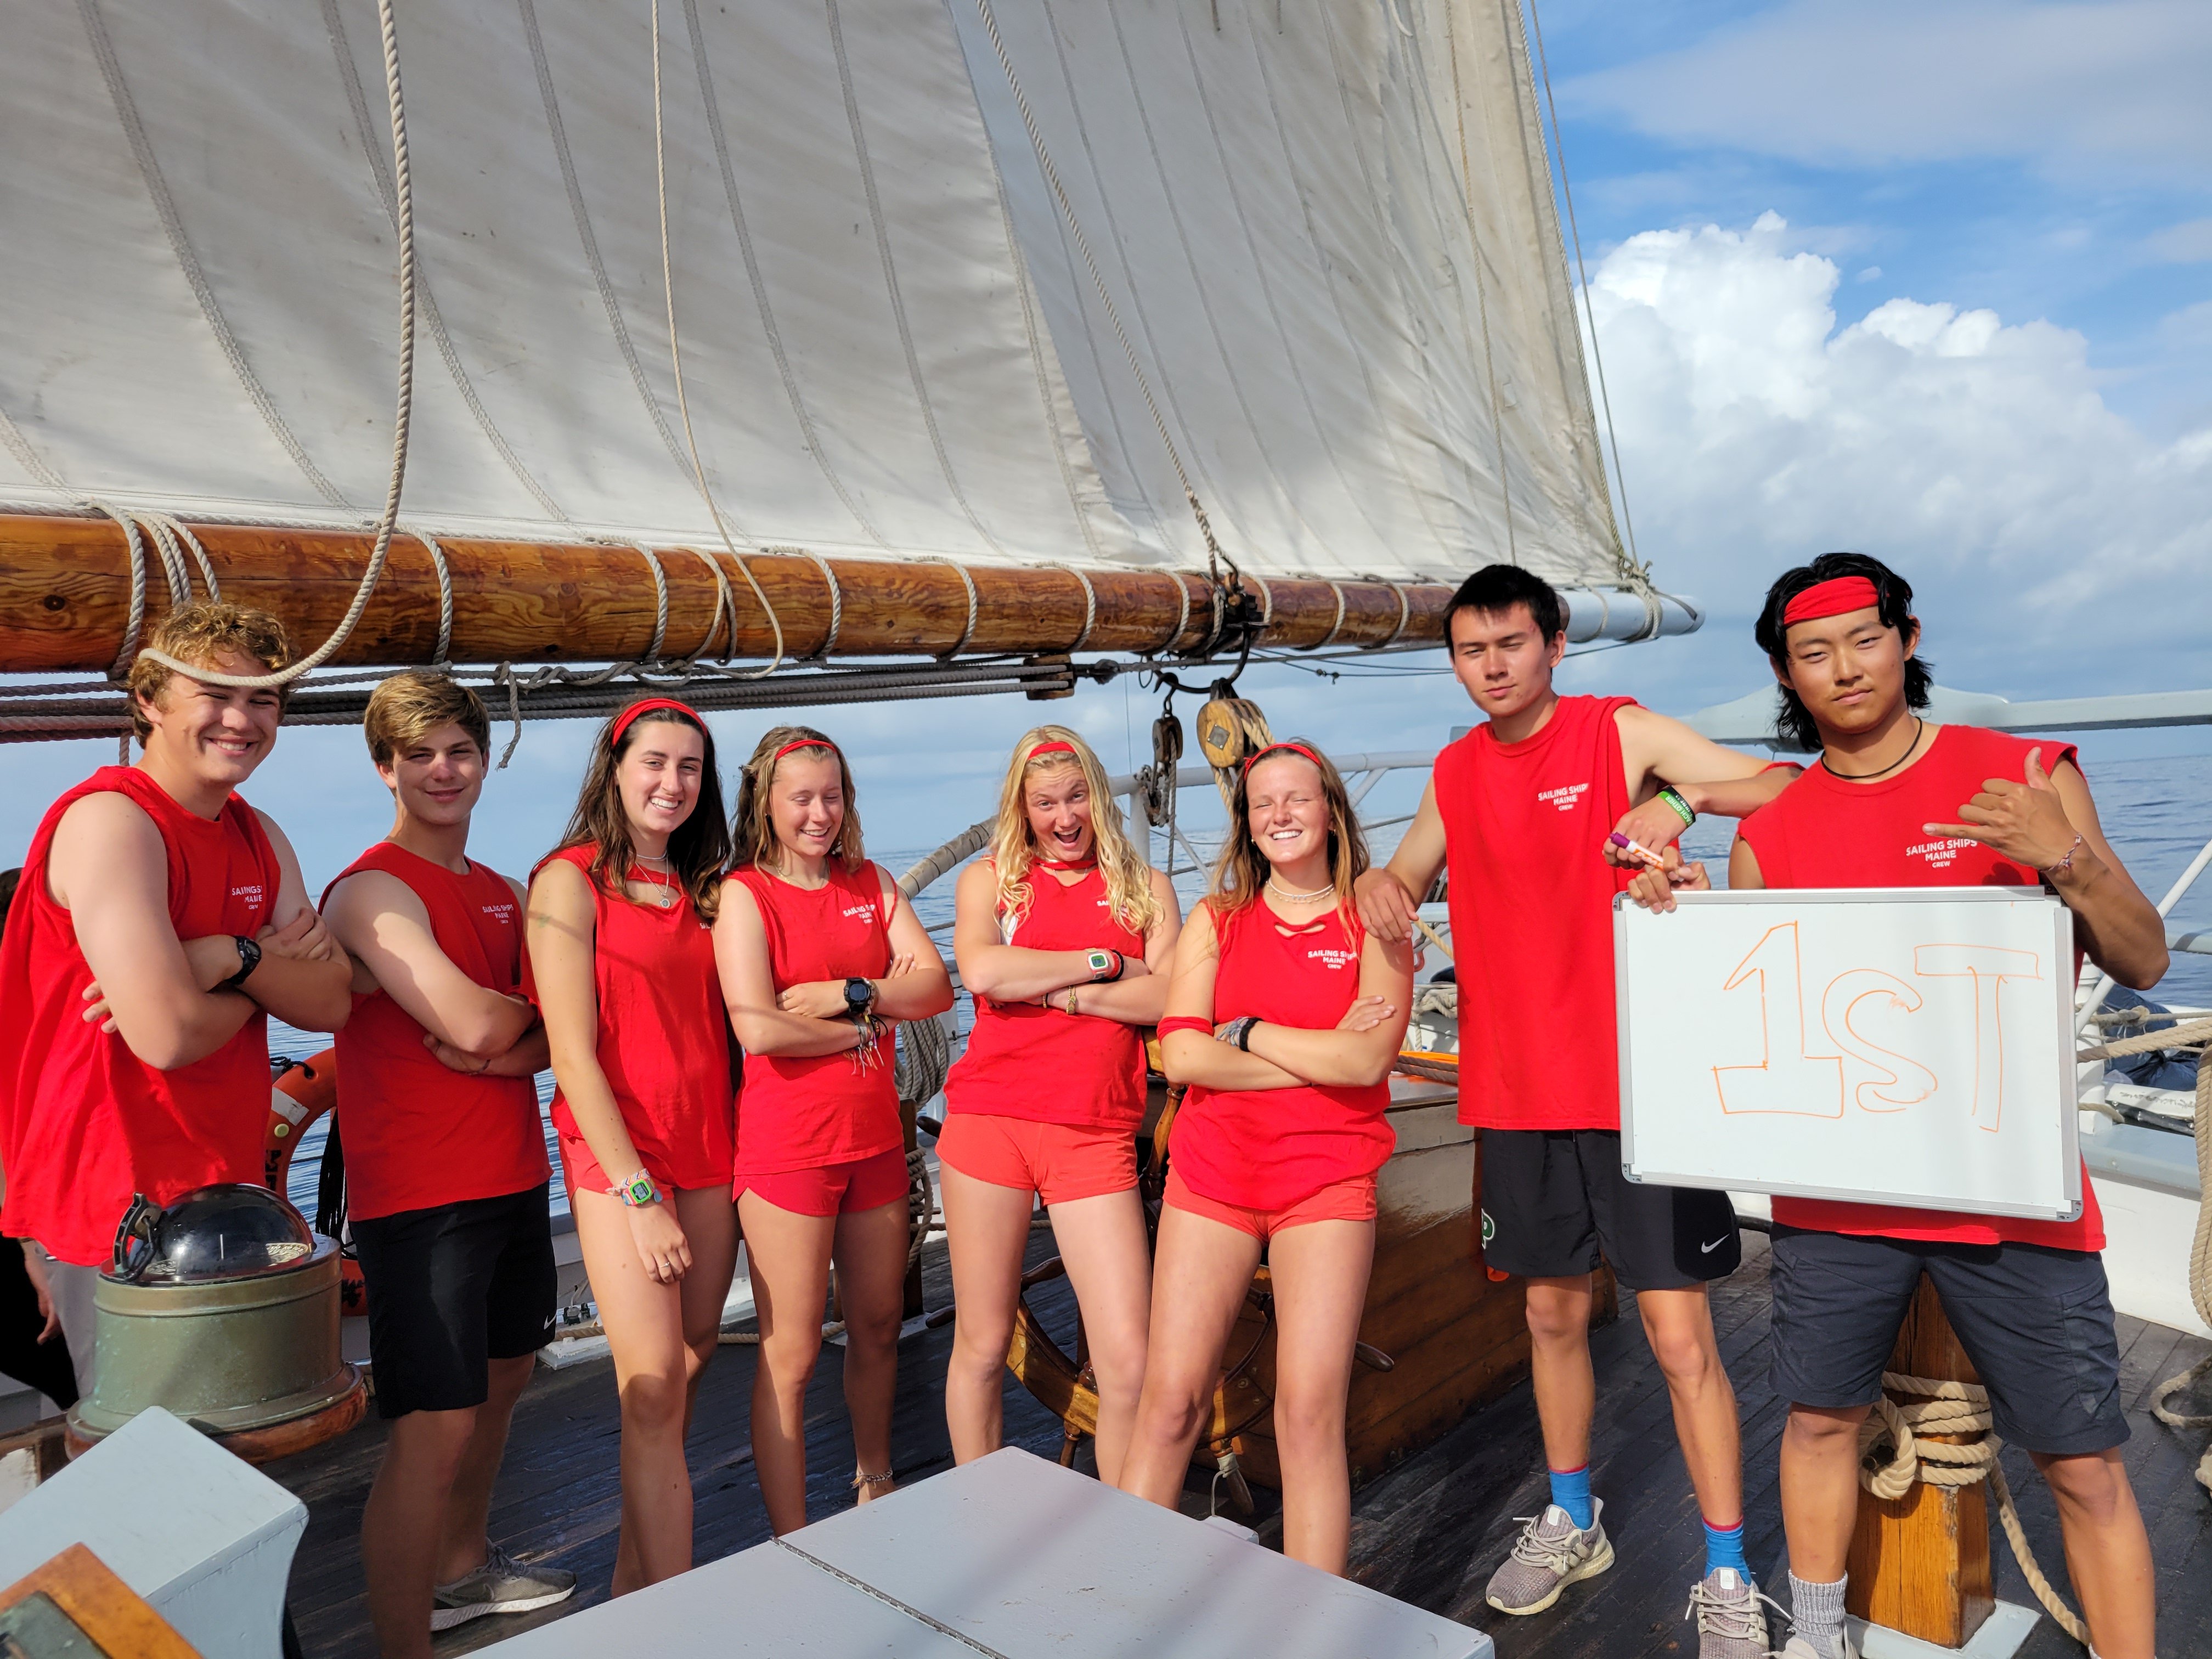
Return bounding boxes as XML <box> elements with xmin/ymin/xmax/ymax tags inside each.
<box><xmin>727</xmin><ymin>861</ymin><xmax>900</xmax><ymax>1175</ymax></box>
<box><xmin>945</xmin><ymin>865</ymin><xmax>1149</xmax><ymax>1132</ymax></box>
<box><xmin>1432</xmin><ymin>695</ymin><xmax>1639</xmax><ymax>1130</ymax></box>
<box><xmin>0</xmin><ymin>768</ymin><xmax>280</xmax><ymax>1265</ymax></box>
<box><xmin>323</xmin><ymin>845</ymin><xmax>548</xmax><ymax>1220</ymax></box>
<box><xmin>1739</xmin><ymin>725</ymin><xmax>2102</xmax><ymax>1250</ymax></box>
<box><xmin>537</xmin><ymin>847</ymin><xmax>735</xmax><ymax>1193</ymax></box>
<box><xmin>1171</xmin><ymin>900</ymin><xmax>1393</xmax><ymax>1211</ymax></box>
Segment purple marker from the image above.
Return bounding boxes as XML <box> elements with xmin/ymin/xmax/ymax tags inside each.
<box><xmin>1608</xmin><ymin>830</ymin><xmax>1667</xmax><ymax>870</ymax></box>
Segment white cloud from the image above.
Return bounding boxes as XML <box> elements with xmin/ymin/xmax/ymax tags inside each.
<box><xmin>1564</xmin><ymin>1</ymin><xmax>2212</xmax><ymax>180</ymax></box>
<box><xmin>1588</xmin><ymin>215</ymin><xmax>2212</xmax><ymax>676</ymax></box>
<box><xmin>2148</xmin><ymin>218</ymin><xmax>2212</xmax><ymax>263</ymax></box>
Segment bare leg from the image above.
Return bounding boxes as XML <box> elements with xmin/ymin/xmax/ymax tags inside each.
<box><xmin>1779</xmin><ymin>1402</ymin><xmax>1869</xmax><ymax>1580</ymax></box>
<box><xmin>1636</xmin><ymin>1285</ymin><xmax>1743</xmax><ymax>1528</ymax></box>
<box><xmin>939</xmin><ymin>1165</ymin><xmax>1035</xmax><ymax>1466</ymax></box>
<box><xmin>1045</xmin><ymin>1187</ymin><xmax>1154</xmax><ymax>1486</ymax></box>
<box><xmin>363</xmin><ymin>1405</ymin><xmax>478</xmax><ymax>1659</ymax></box>
<box><xmin>1522</xmin><ymin>1276</ymin><xmax>1596</xmax><ymax>1475</ymax></box>
<box><xmin>573</xmin><ymin>1187</ymin><xmax>712</xmax><ymax>1592</ymax></box>
<box><xmin>738</xmin><ymin>1191</ymin><xmax>836</xmax><ymax>1537</ymax></box>
<box><xmin>833</xmin><ymin>1199</ymin><xmax>912</xmax><ymax>1503</ymax></box>
<box><xmin>2033</xmin><ymin>1447</ymin><xmax>2155</xmax><ymax>1659</ymax></box>
<box><xmin>1264</xmin><ymin>1219</ymin><xmax>1376</xmax><ymax>1575</ymax></box>
<box><xmin>433</xmin><ymin>1353</ymin><xmax>535</xmax><ymax>1583</ymax></box>
<box><xmin>1117</xmin><ymin>1205</ymin><xmax>1261</xmax><ymax>1511</ymax></box>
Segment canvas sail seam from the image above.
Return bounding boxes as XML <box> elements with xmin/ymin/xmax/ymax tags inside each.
<box><xmin>75</xmin><ymin>0</ymin><xmax>352</xmax><ymax>511</ymax></box>
<box><xmin>822</xmin><ymin>0</ymin><xmax>1012</xmax><ymax>562</ymax></box>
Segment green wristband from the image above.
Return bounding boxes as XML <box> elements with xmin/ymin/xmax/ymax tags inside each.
<box><xmin>1657</xmin><ymin>786</ymin><xmax>1696</xmax><ymax>827</ymax></box>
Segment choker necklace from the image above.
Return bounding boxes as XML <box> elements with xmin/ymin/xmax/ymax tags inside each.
<box><xmin>1034</xmin><ymin>856</ymin><xmax>1097</xmax><ymax>872</ymax></box>
<box><xmin>1821</xmin><ymin>717</ymin><xmax>1925</xmax><ymax>782</ymax></box>
<box><xmin>1266</xmin><ymin>877</ymin><xmax>1335</xmax><ymax>904</ymax></box>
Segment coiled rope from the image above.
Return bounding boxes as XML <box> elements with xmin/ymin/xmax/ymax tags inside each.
<box><xmin>132</xmin><ymin>0</ymin><xmax>417</xmax><ymax>691</ymax></box>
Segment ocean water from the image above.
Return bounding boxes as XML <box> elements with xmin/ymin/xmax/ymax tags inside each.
<box><xmin>272</xmin><ymin>748</ymin><xmax>2212</xmax><ymax>1217</ymax></box>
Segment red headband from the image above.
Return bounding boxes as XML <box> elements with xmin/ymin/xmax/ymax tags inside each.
<box><xmin>610</xmin><ymin>698</ymin><xmax>703</xmax><ymax>747</ymax></box>
<box><xmin>769</xmin><ymin>736</ymin><xmax>837</xmax><ymax>769</ymax></box>
<box><xmin>1781</xmin><ymin>575</ymin><xmax>1881</xmax><ymax>629</ymax></box>
<box><xmin>1242</xmin><ymin>741</ymin><xmax>1327</xmax><ymax>777</ymax></box>
<box><xmin>1026</xmin><ymin>740</ymin><xmax>1079</xmax><ymax>761</ymax></box>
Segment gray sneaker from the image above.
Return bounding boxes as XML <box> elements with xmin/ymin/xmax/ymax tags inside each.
<box><xmin>1777</xmin><ymin>1633</ymin><xmax>1859</xmax><ymax>1659</ymax></box>
<box><xmin>1483</xmin><ymin>1500</ymin><xmax>1615</xmax><ymax>1615</ymax></box>
<box><xmin>431</xmin><ymin>1543</ymin><xmax>577</xmax><ymax>1632</ymax></box>
<box><xmin>1686</xmin><ymin>1566</ymin><xmax>1775</xmax><ymax>1659</ymax></box>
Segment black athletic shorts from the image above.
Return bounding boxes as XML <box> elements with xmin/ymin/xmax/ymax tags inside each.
<box><xmin>352</xmin><ymin>1183</ymin><xmax>557</xmax><ymax>1420</ymax></box>
<box><xmin>1769</xmin><ymin>1226</ymin><xmax>2127</xmax><ymax>1457</ymax></box>
<box><xmin>1480</xmin><ymin>1128</ymin><xmax>1741</xmax><ymax>1291</ymax></box>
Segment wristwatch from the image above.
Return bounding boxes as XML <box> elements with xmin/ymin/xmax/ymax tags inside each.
<box><xmin>844</xmin><ymin>977</ymin><xmax>876</xmax><ymax>1018</ymax></box>
<box><xmin>614</xmin><ymin>1169</ymin><xmax>661</xmax><ymax>1208</ymax></box>
<box><xmin>219</xmin><ymin>934</ymin><xmax>262</xmax><ymax>991</ymax></box>
<box><xmin>1085</xmin><ymin>949</ymin><xmax>1122</xmax><ymax>982</ymax></box>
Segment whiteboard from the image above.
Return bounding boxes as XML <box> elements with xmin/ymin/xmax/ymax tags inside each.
<box><xmin>1615</xmin><ymin>888</ymin><xmax>2080</xmax><ymax>1220</ymax></box>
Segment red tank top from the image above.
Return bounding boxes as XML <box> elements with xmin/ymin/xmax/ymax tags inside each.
<box><xmin>1431</xmin><ymin>695</ymin><xmax>1639</xmax><ymax>1130</ymax></box>
<box><xmin>0</xmin><ymin>768</ymin><xmax>280</xmax><ymax>1265</ymax></box>
<box><xmin>945</xmin><ymin>866</ymin><xmax>1149</xmax><ymax>1131</ymax></box>
<box><xmin>1739</xmin><ymin>726</ymin><xmax>2101</xmax><ymax>1249</ymax></box>
<box><xmin>727</xmin><ymin>861</ymin><xmax>899</xmax><ymax>1173</ymax></box>
<box><xmin>537</xmin><ymin>846</ymin><xmax>734</xmax><ymax>1190</ymax></box>
<box><xmin>1171</xmin><ymin>900</ymin><xmax>1393</xmax><ymax>1210</ymax></box>
<box><xmin>323</xmin><ymin>845</ymin><xmax>548</xmax><ymax>1220</ymax></box>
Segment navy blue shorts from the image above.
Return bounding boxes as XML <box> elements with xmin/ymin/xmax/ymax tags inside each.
<box><xmin>1769</xmin><ymin>1226</ymin><xmax>2127</xmax><ymax>1457</ymax></box>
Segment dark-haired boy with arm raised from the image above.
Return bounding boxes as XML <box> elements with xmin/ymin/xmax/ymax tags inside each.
<box><xmin>1697</xmin><ymin>554</ymin><xmax>2162</xmax><ymax>1659</ymax></box>
<box><xmin>1355</xmin><ymin>565</ymin><xmax>1798</xmax><ymax>1658</ymax></box>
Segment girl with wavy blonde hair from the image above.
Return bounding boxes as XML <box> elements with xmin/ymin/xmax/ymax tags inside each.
<box><xmin>938</xmin><ymin>727</ymin><xmax>1182</xmax><ymax>1481</ymax></box>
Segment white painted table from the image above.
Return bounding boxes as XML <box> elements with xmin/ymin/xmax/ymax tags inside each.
<box><xmin>486</xmin><ymin>1447</ymin><xmax>1492</xmax><ymax>1658</ymax></box>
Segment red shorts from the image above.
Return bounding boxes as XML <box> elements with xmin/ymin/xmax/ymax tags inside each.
<box><xmin>736</xmin><ymin>1146</ymin><xmax>909</xmax><ymax>1218</ymax></box>
<box><xmin>557</xmin><ymin>1130</ymin><xmax>730</xmax><ymax>1199</ymax></box>
<box><xmin>1163</xmin><ymin>1166</ymin><xmax>1376</xmax><ymax>1242</ymax></box>
<box><xmin>936</xmin><ymin>1113</ymin><xmax>1137</xmax><ymax>1206</ymax></box>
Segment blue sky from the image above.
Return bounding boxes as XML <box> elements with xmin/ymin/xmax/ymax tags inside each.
<box><xmin>4</xmin><ymin>0</ymin><xmax>2206</xmax><ymax>884</ymax></box>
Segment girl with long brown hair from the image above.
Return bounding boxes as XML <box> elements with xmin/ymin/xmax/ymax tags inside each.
<box><xmin>939</xmin><ymin>727</ymin><xmax>1181</xmax><ymax>1481</ymax></box>
<box><xmin>529</xmin><ymin>698</ymin><xmax>737</xmax><ymax>1590</ymax></box>
<box><xmin>1118</xmin><ymin>741</ymin><xmax>1412</xmax><ymax>1574</ymax></box>
<box><xmin>714</xmin><ymin>726</ymin><xmax>953</xmax><ymax>1533</ymax></box>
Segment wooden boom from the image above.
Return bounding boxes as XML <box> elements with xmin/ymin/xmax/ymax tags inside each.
<box><xmin>0</xmin><ymin>514</ymin><xmax>1447</xmax><ymax>674</ymax></box>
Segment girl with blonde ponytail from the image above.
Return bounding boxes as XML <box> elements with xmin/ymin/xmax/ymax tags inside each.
<box><xmin>939</xmin><ymin>727</ymin><xmax>1182</xmax><ymax>1482</ymax></box>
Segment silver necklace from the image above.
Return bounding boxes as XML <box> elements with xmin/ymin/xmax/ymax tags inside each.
<box><xmin>636</xmin><ymin>853</ymin><xmax>677</xmax><ymax>907</ymax></box>
<box><xmin>1266</xmin><ymin>876</ymin><xmax>1335</xmax><ymax>903</ymax></box>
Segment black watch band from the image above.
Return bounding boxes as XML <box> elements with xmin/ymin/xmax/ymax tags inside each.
<box><xmin>219</xmin><ymin>934</ymin><xmax>261</xmax><ymax>992</ymax></box>
<box><xmin>843</xmin><ymin>977</ymin><xmax>876</xmax><ymax>1017</ymax></box>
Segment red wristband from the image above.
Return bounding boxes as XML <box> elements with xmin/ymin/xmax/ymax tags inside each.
<box><xmin>1155</xmin><ymin>1016</ymin><xmax>1212</xmax><ymax>1039</ymax></box>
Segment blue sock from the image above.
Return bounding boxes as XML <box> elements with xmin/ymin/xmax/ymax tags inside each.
<box><xmin>1547</xmin><ymin>1464</ymin><xmax>1593</xmax><ymax>1531</ymax></box>
<box><xmin>1703</xmin><ymin>1517</ymin><xmax>1749</xmax><ymax>1579</ymax></box>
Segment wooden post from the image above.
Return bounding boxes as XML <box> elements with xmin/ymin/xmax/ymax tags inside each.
<box><xmin>1846</xmin><ymin>1277</ymin><xmax>1995</xmax><ymax>1647</ymax></box>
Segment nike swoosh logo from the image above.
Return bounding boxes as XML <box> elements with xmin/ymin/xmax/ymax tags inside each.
<box><xmin>1700</xmin><ymin>1236</ymin><xmax>1731</xmax><ymax>1254</ymax></box>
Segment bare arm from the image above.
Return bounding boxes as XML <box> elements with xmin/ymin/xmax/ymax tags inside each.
<box><xmin>51</xmin><ymin>793</ymin><xmax>256</xmax><ymax>1070</ymax></box>
<box><xmin>232</xmin><ymin>814</ymin><xmax>353</xmax><ymax>1033</ymax></box>
<box><xmin>1156</xmin><ymin>905</ymin><xmax>1305</xmax><ymax>1092</ymax></box>
<box><xmin>953</xmin><ymin>861</ymin><xmax>1152</xmax><ymax>1002</ymax></box>
<box><xmin>1243</xmin><ymin>928</ymin><xmax>1413</xmax><ymax>1088</ymax></box>
<box><xmin>1046</xmin><ymin>869</ymin><xmax>1184</xmax><ymax>1024</ymax></box>
<box><xmin>529</xmin><ymin>861</ymin><xmax>649</xmax><ymax>1178</ymax></box>
<box><xmin>325</xmin><ymin>868</ymin><xmax>536</xmax><ymax>1058</ymax></box>
<box><xmin>1923</xmin><ymin>749</ymin><xmax>2168</xmax><ymax>991</ymax></box>
<box><xmin>715</xmin><ymin>881</ymin><xmax>874</xmax><ymax>1059</ymax></box>
<box><xmin>871</xmin><ymin>871</ymin><xmax>955</xmax><ymax>1020</ymax></box>
<box><xmin>1354</xmin><ymin>782</ymin><xmax>1447</xmax><ymax>945</ymax></box>
<box><xmin>1609</xmin><ymin>707</ymin><xmax>1799</xmax><ymax>861</ymax></box>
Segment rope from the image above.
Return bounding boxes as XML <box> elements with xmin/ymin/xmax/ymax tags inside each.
<box><xmin>650</xmin><ymin>0</ymin><xmax>785</xmax><ymax>680</ymax></box>
<box><xmin>133</xmin><ymin>0</ymin><xmax>419</xmax><ymax>690</ymax></box>
<box><xmin>1311</xmin><ymin>580</ymin><xmax>1347</xmax><ymax>651</ymax></box>
<box><xmin>1379</xmin><ymin>581</ymin><xmax>1412</xmax><ymax>649</ymax></box>
<box><xmin>83</xmin><ymin>500</ymin><xmax>150</xmax><ymax>679</ymax></box>
<box><xmin>1858</xmin><ymin>1372</ymin><xmax>2088</xmax><ymax>1643</ymax></box>
<box><xmin>1056</xmin><ymin>564</ymin><xmax>1098</xmax><ymax>653</ymax></box>
<box><xmin>898</xmin><ymin>819</ymin><xmax>995</xmax><ymax>900</ymax></box>
<box><xmin>411</xmin><ymin>529</ymin><xmax>453</xmax><ymax>667</ymax></box>
<box><xmin>921</xmin><ymin>557</ymin><xmax>980</xmax><ymax>660</ymax></box>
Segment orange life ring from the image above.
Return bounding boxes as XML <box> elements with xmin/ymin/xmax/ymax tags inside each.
<box><xmin>266</xmin><ymin>1049</ymin><xmax>368</xmax><ymax>1314</ymax></box>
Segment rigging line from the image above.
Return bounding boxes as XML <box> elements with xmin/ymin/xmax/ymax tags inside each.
<box><xmin>968</xmin><ymin>0</ymin><xmax>1239</xmax><ymax>590</ymax></box>
<box><xmin>517</xmin><ymin>0</ymin><xmax>702</xmax><ymax>494</ymax></box>
<box><xmin>821</xmin><ymin>0</ymin><xmax>1010</xmax><ymax>561</ymax></box>
<box><xmin>1522</xmin><ymin>0</ymin><xmax>1641</xmax><ymax>577</ymax></box>
<box><xmin>76</xmin><ymin>0</ymin><xmax>351</xmax><ymax>510</ymax></box>
<box><xmin>650</xmin><ymin>0</ymin><xmax>784</xmax><ymax>678</ymax></box>
<box><xmin>320</xmin><ymin>0</ymin><xmax>568</xmax><ymax>524</ymax></box>
<box><xmin>680</xmin><ymin>0</ymin><xmax>887</xmax><ymax>551</ymax></box>
<box><xmin>0</xmin><ymin>407</ymin><xmax>64</xmax><ymax>491</ymax></box>
<box><xmin>134</xmin><ymin>0</ymin><xmax>417</xmax><ymax>690</ymax></box>
<box><xmin>1440</xmin><ymin>2</ymin><xmax>1520</xmax><ymax>566</ymax></box>
<box><xmin>410</xmin><ymin>529</ymin><xmax>455</xmax><ymax>666</ymax></box>
<box><xmin>82</xmin><ymin>501</ymin><xmax>150</xmax><ymax>679</ymax></box>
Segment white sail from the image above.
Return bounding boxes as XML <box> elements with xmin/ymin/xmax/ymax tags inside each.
<box><xmin>0</xmin><ymin>0</ymin><xmax>1636</xmax><ymax>592</ymax></box>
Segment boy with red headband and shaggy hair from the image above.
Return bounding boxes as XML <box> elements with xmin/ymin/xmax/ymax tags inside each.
<box><xmin>1357</xmin><ymin>564</ymin><xmax>1798</xmax><ymax>1657</ymax></box>
<box><xmin>1683</xmin><ymin>552</ymin><xmax>2165</xmax><ymax>1659</ymax></box>
<box><xmin>323</xmin><ymin>672</ymin><xmax>570</xmax><ymax>1655</ymax></box>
